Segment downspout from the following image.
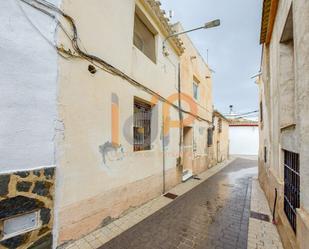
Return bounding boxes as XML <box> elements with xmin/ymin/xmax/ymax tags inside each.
<box><xmin>178</xmin><ymin>62</ymin><xmax>183</xmax><ymax>168</ymax></box>
<box><xmin>273</xmin><ymin>188</ymin><xmax>278</xmax><ymax>224</ymax></box>
<box><xmin>162</xmin><ymin>115</ymin><xmax>166</xmax><ymax>194</ymax></box>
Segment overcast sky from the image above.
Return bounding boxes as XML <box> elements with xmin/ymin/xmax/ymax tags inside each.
<box><xmin>161</xmin><ymin>0</ymin><xmax>263</xmax><ymax>115</ymax></box>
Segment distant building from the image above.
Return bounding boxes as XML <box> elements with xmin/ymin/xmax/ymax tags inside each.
<box><xmin>229</xmin><ymin>118</ymin><xmax>259</xmax><ymax>155</ymax></box>
<box><xmin>213</xmin><ymin>111</ymin><xmax>230</xmax><ymax>163</ymax></box>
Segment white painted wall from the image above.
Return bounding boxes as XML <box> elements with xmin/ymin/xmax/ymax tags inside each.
<box><xmin>229</xmin><ymin>126</ymin><xmax>259</xmax><ymax>155</ymax></box>
<box><xmin>0</xmin><ymin>0</ymin><xmax>60</xmax><ymax>172</ymax></box>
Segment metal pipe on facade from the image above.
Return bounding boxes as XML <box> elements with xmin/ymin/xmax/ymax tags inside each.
<box><xmin>162</xmin><ymin>115</ymin><xmax>166</xmax><ymax>194</ymax></box>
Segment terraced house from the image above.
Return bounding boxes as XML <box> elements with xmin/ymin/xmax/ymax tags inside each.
<box><xmin>0</xmin><ymin>0</ymin><xmax>228</xmax><ymax>248</ymax></box>
<box><xmin>258</xmin><ymin>0</ymin><xmax>309</xmax><ymax>248</ymax></box>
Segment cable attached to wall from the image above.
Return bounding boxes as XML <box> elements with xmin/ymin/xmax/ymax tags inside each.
<box><xmin>18</xmin><ymin>0</ymin><xmax>212</xmax><ymax>123</ymax></box>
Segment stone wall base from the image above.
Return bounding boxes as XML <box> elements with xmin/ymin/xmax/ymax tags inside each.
<box><xmin>0</xmin><ymin>167</ymin><xmax>55</xmax><ymax>249</ymax></box>
<box><xmin>297</xmin><ymin>208</ymin><xmax>309</xmax><ymax>249</ymax></box>
<box><xmin>258</xmin><ymin>161</ymin><xmax>302</xmax><ymax>249</ymax></box>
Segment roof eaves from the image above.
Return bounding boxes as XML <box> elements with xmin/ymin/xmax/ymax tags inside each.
<box><xmin>260</xmin><ymin>0</ymin><xmax>279</xmax><ymax>44</ymax></box>
<box><xmin>144</xmin><ymin>0</ymin><xmax>185</xmax><ymax>55</ymax></box>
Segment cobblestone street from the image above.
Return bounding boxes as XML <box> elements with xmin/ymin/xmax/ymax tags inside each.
<box><xmin>99</xmin><ymin>158</ymin><xmax>257</xmax><ymax>249</ymax></box>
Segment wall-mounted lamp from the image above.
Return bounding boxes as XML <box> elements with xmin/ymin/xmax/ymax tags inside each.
<box><xmin>163</xmin><ymin>19</ymin><xmax>221</xmax><ymax>56</ymax></box>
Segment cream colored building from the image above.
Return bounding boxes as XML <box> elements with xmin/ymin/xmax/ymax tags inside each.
<box><xmin>56</xmin><ymin>0</ymin><xmax>186</xmax><ymax>245</ymax></box>
<box><xmin>0</xmin><ymin>0</ymin><xmax>229</xmax><ymax>248</ymax></box>
<box><xmin>175</xmin><ymin>23</ymin><xmax>217</xmax><ymax>180</ymax></box>
<box><xmin>258</xmin><ymin>0</ymin><xmax>309</xmax><ymax>248</ymax></box>
<box><xmin>213</xmin><ymin>111</ymin><xmax>230</xmax><ymax>163</ymax></box>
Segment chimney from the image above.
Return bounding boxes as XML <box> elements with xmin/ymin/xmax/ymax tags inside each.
<box><xmin>229</xmin><ymin>105</ymin><xmax>234</xmax><ymax>114</ymax></box>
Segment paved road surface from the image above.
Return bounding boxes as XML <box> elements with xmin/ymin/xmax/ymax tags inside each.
<box><xmin>99</xmin><ymin>158</ymin><xmax>257</xmax><ymax>249</ymax></box>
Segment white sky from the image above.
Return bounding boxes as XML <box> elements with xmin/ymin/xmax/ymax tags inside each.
<box><xmin>161</xmin><ymin>0</ymin><xmax>263</xmax><ymax>115</ymax></box>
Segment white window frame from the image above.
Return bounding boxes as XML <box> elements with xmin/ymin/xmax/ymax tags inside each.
<box><xmin>193</xmin><ymin>81</ymin><xmax>200</xmax><ymax>101</ymax></box>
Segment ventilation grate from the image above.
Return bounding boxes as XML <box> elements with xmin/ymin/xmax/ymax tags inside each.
<box><xmin>250</xmin><ymin>211</ymin><xmax>270</xmax><ymax>222</ymax></box>
<box><xmin>164</xmin><ymin>193</ymin><xmax>178</xmax><ymax>200</ymax></box>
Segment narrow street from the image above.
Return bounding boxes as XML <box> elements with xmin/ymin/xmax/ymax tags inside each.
<box><xmin>99</xmin><ymin>158</ymin><xmax>257</xmax><ymax>249</ymax></box>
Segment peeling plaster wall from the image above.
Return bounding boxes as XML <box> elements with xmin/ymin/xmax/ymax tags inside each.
<box><xmin>258</xmin><ymin>0</ymin><xmax>309</xmax><ymax>248</ymax></box>
<box><xmin>56</xmin><ymin>0</ymin><xmax>182</xmax><ymax>244</ymax></box>
<box><xmin>0</xmin><ymin>0</ymin><xmax>60</xmax><ymax>172</ymax></box>
<box><xmin>213</xmin><ymin>117</ymin><xmax>229</xmax><ymax>163</ymax></box>
<box><xmin>176</xmin><ymin>22</ymin><xmax>214</xmax><ymax>174</ymax></box>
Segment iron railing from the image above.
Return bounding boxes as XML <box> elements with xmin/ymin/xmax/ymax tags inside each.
<box><xmin>134</xmin><ymin>100</ymin><xmax>152</xmax><ymax>151</ymax></box>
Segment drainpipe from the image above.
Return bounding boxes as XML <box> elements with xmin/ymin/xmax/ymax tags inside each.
<box><xmin>273</xmin><ymin>188</ymin><xmax>278</xmax><ymax>224</ymax></box>
<box><xmin>162</xmin><ymin>115</ymin><xmax>166</xmax><ymax>194</ymax></box>
<box><xmin>178</xmin><ymin>62</ymin><xmax>183</xmax><ymax>168</ymax></box>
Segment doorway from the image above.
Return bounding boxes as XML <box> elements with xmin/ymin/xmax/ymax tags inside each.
<box><xmin>183</xmin><ymin>127</ymin><xmax>193</xmax><ymax>181</ymax></box>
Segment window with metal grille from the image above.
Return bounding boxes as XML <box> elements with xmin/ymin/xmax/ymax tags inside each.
<box><xmin>218</xmin><ymin>118</ymin><xmax>222</xmax><ymax>133</ymax></box>
<box><xmin>207</xmin><ymin>128</ymin><xmax>213</xmax><ymax>146</ymax></box>
<box><xmin>260</xmin><ymin>101</ymin><xmax>263</xmax><ymax>123</ymax></box>
<box><xmin>284</xmin><ymin>150</ymin><xmax>300</xmax><ymax>233</ymax></box>
<box><xmin>134</xmin><ymin>99</ymin><xmax>152</xmax><ymax>151</ymax></box>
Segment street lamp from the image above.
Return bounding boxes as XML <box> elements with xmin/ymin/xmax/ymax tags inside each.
<box><xmin>163</xmin><ymin>19</ymin><xmax>221</xmax><ymax>56</ymax></box>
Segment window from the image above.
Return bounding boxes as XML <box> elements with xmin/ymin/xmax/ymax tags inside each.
<box><xmin>264</xmin><ymin>147</ymin><xmax>267</xmax><ymax>163</ymax></box>
<box><xmin>284</xmin><ymin>150</ymin><xmax>300</xmax><ymax>233</ymax></box>
<box><xmin>260</xmin><ymin>101</ymin><xmax>263</xmax><ymax>122</ymax></box>
<box><xmin>218</xmin><ymin>118</ymin><xmax>222</xmax><ymax>133</ymax></box>
<box><xmin>279</xmin><ymin>6</ymin><xmax>295</xmax><ymax>126</ymax></box>
<box><xmin>134</xmin><ymin>98</ymin><xmax>152</xmax><ymax>151</ymax></box>
<box><xmin>193</xmin><ymin>81</ymin><xmax>199</xmax><ymax>101</ymax></box>
<box><xmin>133</xmin><ymin>8</ymin><xmax>156</xmax><ymax>63</ymax></box>
<box><xmin>207</xmin><ymin>128</ymin><xmax>213</xmax><ymax>146</ymax></box>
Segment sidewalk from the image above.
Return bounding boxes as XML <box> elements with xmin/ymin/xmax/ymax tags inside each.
<box><xmin>62</xmin><ymin>158</ymin><xmax>236</xmax><ymax>249</ymax></box>
<box><xmin>247</xmin><ymin>178</ymin><xmax>283</xmax><ymax>249</ymax></box>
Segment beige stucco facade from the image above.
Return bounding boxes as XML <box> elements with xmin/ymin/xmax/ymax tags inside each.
<box><xmin>0</xmin><ymin>0</ymin><xmax>230</xmax><ymax>248</ymax></box>
<box><xmin>258</xmin><ymin>0</ymin><xmax>309</xmax><ymax>248</ymax></box>
<box><xmin>176</xmin><ymin>23</ymin><xmax>216</xmax><ymax>177</ymax></box>
<box><xmin>213</xmin><ymin>112</ymin><xmax>230</xmax><ymax>164</ymax></box>
<box><xmin>55</xmin><ymin>0</ymin><xmax>185</xmax><ymax>245</ymax></box>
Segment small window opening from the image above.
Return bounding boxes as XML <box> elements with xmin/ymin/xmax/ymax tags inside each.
<box><xmin>133</xmin><ymin>7</ymin><xmax>157</xmax><ymax>63</ymax></box>
<box><xmin>283</xmin><ymin>150</ymin><xmax>300</xmax><ymax>233</ymax></box>
<box><xmin>193</xmin><ymin>81</ymin><xmax>200</xmax><ymax>101</ymax></box>
<box><xmin>134</xmin><ymin>98</ymin><xmax>152</xmax><ymax>151</ymax></box>
<box><xmin>207</xmin><ymin>128</ymin><xmax>213</xmax><ymax>147</ymax></box>
<box><xmin>218</xmin><ymin>118</ymin><xmax>222</xmax><ymax>133</ymax></box>
<box><xmin>260</xmin><ymin>101</ymin><xmax>263</xmax><ymax>122</ymax></box>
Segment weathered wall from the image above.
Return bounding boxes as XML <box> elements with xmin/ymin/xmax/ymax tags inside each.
<box><xmin>258</xmin><ymin>0</ymin><xmax>309</xmax><ymax>248</ymax></box>
<box><xmin>229</xmin><ymin>126</ymin><xmax>259</xmax><ymax>155</ymax></box>
<box><xmin>56</xmin><ymin>0</ymin><xmax>182</xmax><ymax>245</ymax></box>
<box><xmin>176</xmin><ymin>22</ymin><xmax>214</xmax><ymax>175</ymax></box>
<box><xmin>293</xmin><ymin>0</ymin><xmax>309</xmax><ymax>248</ymax></box>
<box><xmin>177</xmin><ymin>23</ymin><xmax>213</xmax><ymax>123</ymax></box>
<box><xmin>0</xmin><ymin>0</ymin><xmax>60</xmax><ymax>172</ymax></box>
<box><xmin>0</xmin><ymin>167</ymin><xmax>56</xmax><ymax>249</ymax></box>
<box><xmin>213</xmin><ymin>116</ymin><xmax>229</xmax><ymax>163</ymax></box>
<box><xmin>0</xmin><ymin>1</ymin><xmax>60</xmax><ymax>248</ymax></box>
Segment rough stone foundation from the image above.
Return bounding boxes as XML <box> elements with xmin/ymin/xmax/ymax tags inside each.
<box><xmin>0</xmin><ymin>167</ymin><xmax>55</xmax><ymax>249</ymax></box>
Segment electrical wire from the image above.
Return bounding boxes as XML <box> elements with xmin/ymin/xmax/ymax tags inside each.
<box><xmin>18</xmin><ymin>0</ymin><xmax>212</xmax><ymax>123</ymax></box>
